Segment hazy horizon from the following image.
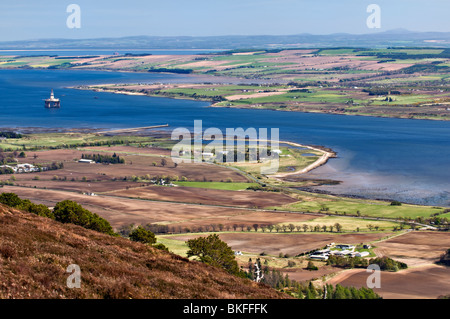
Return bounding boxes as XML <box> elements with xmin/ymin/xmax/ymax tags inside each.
<box><xmin>0</xmin><ymin>28</ymin><xmax>447</xmax><ymax>44</ymax></box>
<box><xmin>1</xmin><ymin>0</ymin><xmax>449</xmax><ymax>42</ymax></box>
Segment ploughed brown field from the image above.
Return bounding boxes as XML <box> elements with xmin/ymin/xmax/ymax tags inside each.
<box><xmin>373</xmin><ymin>231</ymin><xmax>450</xmax><ymax>266</ymax></box>
<box><xmin>2</xmin><ymin>186</ymin><xmax>312</xmax><ymax>230</ymax></box>
<box><xmin>326</xmin><ymin>265</ymin><xmax>450</xmax><ymax>299</ymax></box>
<box><xmin>107</xmin><ymin>185</ymin><xmax>297</xmax><ymax>208</ymax></box>
<box><xmin>282</xmin><ymin>265</ymin><xmax>340</xmax><ymax>283</ymax></box>
<box><xmin>326</xmin><ymin>232</ymin><xmax>450</xmax><ymax>299</ymax></box>
<box><xmin>167</xmin><ymin>232</ymin><xmax>391</xmax><ymax>257</ymax></box>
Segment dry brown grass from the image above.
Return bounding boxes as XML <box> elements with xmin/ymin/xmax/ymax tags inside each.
<box><xmin>0</xmin><ymin>204</ymin><xmax>290</xmax><ymax>299</ymax></box>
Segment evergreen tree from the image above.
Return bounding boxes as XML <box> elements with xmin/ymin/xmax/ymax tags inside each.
<box><xmin>308</xmin><ymin>282</ymin><xmax>317</xmax><ymax>299</ymax></box>
<box><xmin>129</xmin><ymin>226</ymin><xmax>157</xmax><ymax>244</ymax></box>
<box><xmin>186</xmin><ymin>234</ymin><xmax>241</xmax><ymax>276</ymax></box>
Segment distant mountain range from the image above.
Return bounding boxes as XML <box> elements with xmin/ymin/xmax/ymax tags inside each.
<box><xmin>1</xmin><ymin>30</ymin><xmax>450</xmax><ymax>50</ymax></box>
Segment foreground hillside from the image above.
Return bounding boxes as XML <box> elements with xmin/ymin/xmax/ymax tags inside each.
<box><xmin>0</xmin><ymin>204</ymin><xmax>288</xmax><ymax>299</ymax></box>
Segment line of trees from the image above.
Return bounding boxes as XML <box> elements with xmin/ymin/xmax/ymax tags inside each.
<box><xmin>0</xmin><ymin>132</ymin><xmax>22</xmax><ymax>139</ymax></box>
<box><xmin>326</xmin><ymin>255</ymin><xmax>407</xmax><ymax>272</ymax></box>
<box><xmin>81</xmin><ymin>153</ymin><xmax>125</xmax><ymax>164</ymax></box>
<box><xmin>148</xmin><ymin>67</ymin><xmax>193</xmax><ymax>74</ymax></box>
<box><xmin>115</xmin><ymin>222</ymin><xmax>349</xmax><ymax>235</ymax></box>
<box><xmin>0</xmin><ymin>139</ymin><xmax>139</xmax><ymax>152</ymax></box>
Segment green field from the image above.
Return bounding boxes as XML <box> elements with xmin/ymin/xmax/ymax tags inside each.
<box><xmin>274</xmin><ymin>199</ymin><xmax>444</xmax><ymax>219</ymax></box>
<box><xmin>0</xmin><ymin>133</ymin><xmax>155</xmax><ymax>150</ymax></box>
<box><xmin>224</xmin><ymin>146</ymin><xmax>321</xmax><ymax>176</ymax></box>
<box><xmin>155</xmin><ymin>236</ymin><xmax>190</xmax><ymax>257</ymax></box>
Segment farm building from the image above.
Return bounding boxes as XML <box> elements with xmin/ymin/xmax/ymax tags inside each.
<box><xmin>335</xmin><ymin>244</ymin><xmax>355</xmax><ymax>250</ymax></box>
<box><xmin>309</xmin><ymin>254</ymin><xmax>329</xmax><ymax>261</ymax></box>
<box><xmin>78</xmin><ymin>159</ymin><xmax>95</xmax><ymax>164</ymax></box>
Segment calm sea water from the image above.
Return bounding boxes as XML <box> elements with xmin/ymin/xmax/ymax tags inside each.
<box><xmin>1</xmin><ymin>69</ymin><xmax>450</xmax><ymax>206</ymax></box>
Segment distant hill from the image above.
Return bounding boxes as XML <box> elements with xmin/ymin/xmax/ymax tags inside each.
<box><xmin>0</xmin><ymin>204</ymin><xmax>288</xmax><ymax>299</ymax></box>
<box><xmin>1</xmin><ymin>31</ymin><xmax>450</xmax><ymax>50</ymax></box>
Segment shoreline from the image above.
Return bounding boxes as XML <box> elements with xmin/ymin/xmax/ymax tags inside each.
<box><xmin>271</xmin><ymin>141</ymin><xmax>336</xmax><ymax>177</ymax></box>
<box><xmin>0</xmin><ymin>124</ymin><xmax>335</xmax><ymax>178</ymax></box>
<box><xmin>71</xmin><ymin>84</ymin><xmax>450</xmax><ymax>122</ymax></box>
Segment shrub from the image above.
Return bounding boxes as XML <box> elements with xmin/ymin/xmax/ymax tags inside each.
<box><xmin>129</xmin><ymin>226</ymin><xmax>156</xmax><ymax>245</ymax></box>
<box><xmin>53</xmin><ymin>200</ymin><xmax>115</xmax><ymax>235</ymax></box>
<box><xmin>0</xmin><ymin>192</ymin><xmax>23</xmax><ymax>207</ymax></box>
<box><xmin>0</xmin><ymin>244</ymin><xmax>17</xmax><ymax>259</ymax></box>
<box><xmin>306</xmin><ymin>261</ymin><xmax>318</xmax><ymax>271</ymax></box>
<box><xmin>152</xmin><ymin>243</ymin><xmax>169</xmax><ymax>251</ymax></box>
<box><xmin>368</xmin><ymin>256</ymin><xmax>407</xmax><ymax>271</ymax></box>
<box><xmin>390</xmin><ymin>200</ymin><xmax>402</xmax><ymax>206</ymax></box>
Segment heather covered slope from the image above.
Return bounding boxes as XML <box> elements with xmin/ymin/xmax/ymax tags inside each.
<box><xmin>0</xmin><ymin>204</ymin><xmax>288</xmax><ymax>299</ymax></box>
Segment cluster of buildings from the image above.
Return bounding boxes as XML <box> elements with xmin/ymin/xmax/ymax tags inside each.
<box><xmin>0</xmin><ymin>163</ymin><xmax>40</xmax><ymax>173</ymax></box>
<box><xmin>177</xmin><ymin>148</ymin><xmax>282</xmax><ymax>163</ymax></box>
<box><xmin>308</xmin><ymin>243</ymin><xmax>371</xmax><ymax>261</ymax></box>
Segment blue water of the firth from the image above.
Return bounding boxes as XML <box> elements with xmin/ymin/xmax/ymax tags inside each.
<box><xmin>1</xmin><ymin>68</ymin><xmax>450</xmax><ymax>206</ymax></box>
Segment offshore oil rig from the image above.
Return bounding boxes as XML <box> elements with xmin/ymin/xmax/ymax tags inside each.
<box><xmin>44</xmin><ymin>89</ymin><xmax>60</xmax><ymax>108</ymax></box>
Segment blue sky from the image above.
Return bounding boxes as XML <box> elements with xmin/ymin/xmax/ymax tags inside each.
<box><xmin>0</xmin><ymin>0</ymin><xmax>449</xmax><ymax>41</ymax></box>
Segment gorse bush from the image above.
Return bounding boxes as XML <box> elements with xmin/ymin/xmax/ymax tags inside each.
<box><xmin>53</xmin><ymin>200</ymin><xmax>115</xmax><ymax>236</ymax></box>
<box><xmin>0</xmin><ymin>193</ymin><xmax>115</xmax><ymax>236</ymax></box>
<box><xmin>129</xmin><ymin>226</ymin><xmax>156</xmax><ymax>244</ymax></box>
<box><xmin>0</xmin><ymin>192</ymin><xmax>54</xmax><ymax>219</ymax></box>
